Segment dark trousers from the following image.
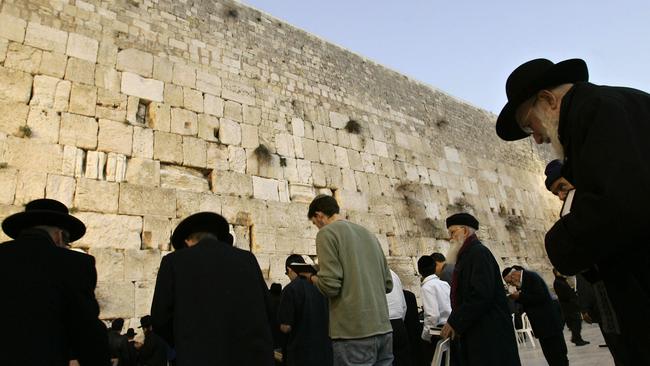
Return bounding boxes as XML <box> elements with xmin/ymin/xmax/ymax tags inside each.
<box><xmin>390</xmin><ymin>319</ymin><xmax>413</xmax><ymax>366</ymax></box>
<box><xmin>564</xmin><ymin>313</ymin><xmax>584</xmax><ymax>343</ymax></box>
<box><xmin>538</xmin><ymin>334</ymin><xmax>568</xmax><ymax>366</ymax></box>
<box><xmin>600</xmin><ymin>327</ymin><xmax>628</xmax><ymax>366</ymax></box>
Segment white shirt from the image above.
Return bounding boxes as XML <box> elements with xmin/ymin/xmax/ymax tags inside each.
<box><xmin>386</xmin><ymin>270</ymin><xmax>407</xmax><ymax>320</ymax></box>
<box><xmin>420</xmin><ymin>274</ymin><xmax>452</xmax><ymax>341</ymax></box>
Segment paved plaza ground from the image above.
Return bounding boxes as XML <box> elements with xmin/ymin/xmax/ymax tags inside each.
<box><xmin>519</xmin><ymin>323</ymin><xmax>614</xmax><ymax>366</ymax></box>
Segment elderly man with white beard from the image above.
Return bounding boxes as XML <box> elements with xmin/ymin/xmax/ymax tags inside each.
<box><xmin>439</xmin><ymin>213</ymin><xmax>520</xmax><ymax>366</ymax></box>
<box><xmin>496</xmin><ymin>58</ymin><xmax>650</xmax><ymax>364</ymax></box>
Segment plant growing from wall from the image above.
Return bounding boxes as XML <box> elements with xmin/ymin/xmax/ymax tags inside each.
<box><xmin>447</xmin><ymin>196</ymin><xmax>472</xmax><ymax>212</ymax></box>
<box><xmin>279</xmin><ymin>157</ymin><xmax>287</xmax><ymax>167</ymax></box>
<box><xmin>0</xmin><ymin>162</ymin><xmax>8</xmax><ymax>169</ymax></box>
<box><xmin>18</xmin><ymin>125</ymin><xmax>32</xmax><ymax>138</ymax></box>
<box><xmin>345</xmin><ymin>119</ymin><xmax>362</xmax><ymax>134</ymax></box>
<box><xmin>225</xmin><ymin>7</ymin><xmax>239</xmax><ymax>19</ymax></box>
<box><xmin>254</xmin><ymin>144</ymin><xmax>272</xmax><ymax>165</ymax></box>
<box><xmin>504</xmin><ymin>215</ymin><xmax>524</xmax><ymax>232</ymax></box>
<box><xmin>436</xmin><ymin>118</ymin><xmax>449</xmax><ymax>128</ymax></box>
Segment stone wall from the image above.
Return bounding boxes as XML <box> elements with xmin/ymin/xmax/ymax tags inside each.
<box><xmin>0</xmin><ymin>0</ymin><xmax>560</xmax><ymax>326</ymax></box>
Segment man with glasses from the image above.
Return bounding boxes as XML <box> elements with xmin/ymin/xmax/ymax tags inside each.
<box><xmin>496</xmin><ymin>58</ymin><xmax>650</xmax><ymax>363</ymax></box>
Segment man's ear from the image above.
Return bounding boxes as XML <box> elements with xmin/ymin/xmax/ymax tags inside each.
<box><xmin>538</xmin><ymin>89</ymin><xmax>560</xmax><ymax>110</ymax></box>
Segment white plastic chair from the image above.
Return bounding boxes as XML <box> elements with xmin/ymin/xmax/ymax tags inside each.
<box><xmin>431</xmin><ymin>337</ymin><xmax>451</xmax><ymax>366</ymax></box>
<box><xmin>515</xmin><ymin>313</ymin><xmax>536</xmax><ymax>348</ymax></box>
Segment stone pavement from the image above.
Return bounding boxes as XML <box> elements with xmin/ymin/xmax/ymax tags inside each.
<box><xmin>519</xmin><ymin>323</ymin><xmax>614</xmax><ymax>366</ymax></box>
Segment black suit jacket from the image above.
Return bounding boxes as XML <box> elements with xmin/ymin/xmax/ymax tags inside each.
<box><xmin>517</xmin><ymin>270</ymin><xmax>563</xmax><ymax>339</ymax></box>
<box><xmin>0</xmin><ymin>229</ymin><xmax>110</xmax><ymax>366</ymax></box>
<box><xmin>151</xmin><ymin>237</ymin><xmax>273</xmax><ymax>366</ymax></box>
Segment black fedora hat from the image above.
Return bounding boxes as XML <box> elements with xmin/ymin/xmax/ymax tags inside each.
<box><xmin>170</xmin><ymin>212</ymin><xmax>230</xmax><ymax>250</ymax></box>
<box><xmin>496</xmin><ymin>58</ymin><xmax>589</xmax><ymax>141</ymax></box>
<box><xmin>2</xmin><ymin>199</ymin><xmax>86</xmax><ymax>242</ymax></box>
<box><xmin>125</xmin><ymin>328</ymin><xmax>137</xmax><ymax>337</ymax></box>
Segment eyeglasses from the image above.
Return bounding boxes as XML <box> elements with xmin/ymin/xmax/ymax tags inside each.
<box><xmin>515</xmin><ymin>97</ymin><xmax>537</xmax><ymax>135</ymax></box>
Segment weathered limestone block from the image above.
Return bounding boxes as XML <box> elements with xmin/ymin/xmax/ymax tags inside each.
<box><xmin>275</xmin><ymin>133</ymin><xmax>294</xmax><ymax>158</ymax></box>
<box><xmin>164</xmin><ymin>83</ymin><xmax>183</xmax><ymax>107</ymax></box>
<box><xmin>97</xmin><ymin>39</ymin><xmax>117</xmax><ymax>67</ymax></box>
<box><xmin>318</xmin><ymin>142</ymin><xmax>337</xmax><ymax>166</ymax></box>
<box><xmin>24</xmin><ymin>22</ymin><xmax>68</xmax><ymax>54</ymax></box>
<box><xmin>134</xmin><ymin>281</ymin><xmax>156</xmax><ymax>317</ymax></box>
<box><xmin>252</xmin><ymin>176</ymin><xmax>280</xmax><ymax>201</ymax></box>
<box><xmin>341</xmin><ymin>168</ymin><xmax>357</xmax><ymax>191</ymax></box>
<box><xmin>218</xmin><ymin>118</ymin><xmax>241</xmax><ymax>146</ymax></box>
<box><xmin>153</xmin><ymin>131</ymin><xmax>182</xmax><ymax>164</ymax></box>
<box><xmin>329</xmin><ymin>111</ymin><xmax>348</xmax><ymax>129</ymax></box>
<box><xmin>5</xmin><ymin>43</ymin><xmax>42</xmax><ymax>74</ymax></box>
<box><xmin>335</xmin><ymin>146</ymin><xmax>350</xmax><ymax>168</ymax></box>
<box><xmin>147</xmin><ymin>103</ymin><xmax>171</xmax><ymax>132</ymax></box>
<box><xmin>221</xmin><ymin>79</ymin><xmax>255</xmax><ymax>106</ymax></box>
<box><xmin>96</xmin><ymin>281</ymin><xmax>134</xmax><ymax>319</ymax></box>
<box><xmin>0</xmin><ymin>102</ymin><xmax>29</xmax><ymax>136</ymax></box>
<box><xmin>59</xmin><ymin>113</ymin><xmax>98</xmax><ymax>149</ymax></box>
<box><xmin>224</xmin><ymin>100</ymin><xmax>243</xmax><ymax>122</ymax></box>
<box><xmin>65</xmin><ymin>58</ymin><xmax>96</xmax><ymax>85</ymax></box>
<box><xmin>124</xmin><ymin>249</ymin><xmax>161</xmax><ymax>281</ymax></box>
<box><xmin>105</xmin><ymin>153</ymin><xmax>127</xmax><ymax>182</ymax></box>
<box><xmin>0</xmin><ymin>168</ymin><xmax>18</xmax><ymax>204</ymax></box>
<box><xmin>45</xmin><ymin>174</ymin><xmax>75</xmax><ymax>207</ymax></box>
<box><xmin>293</xmin><ymin>136</ymin><xmax>304</xmax><ymax>159</ymax></box>
<box><xmin>228</xmin><ymin>145</ymin><xmax>246</xmax><ymax>174</ymax></box>
<box><xmin>62</xmin><ymin>145</ymin><xmax>83</xmax><ymax>176</ymax></box>
<box><xmin>39</xmin><ymin>51</ymin><xmax>68</xmax><ymax>79</ymax></box>
<box><xmin>5</xmin><ymin>137</ymin><xmax>63</xmax><ymax>173</ymax></box>
<box><xmin>258</xmin><ymin>154</ymin><xmax>283</xmax><ymax>180</ymax></box>
<box><xmin>291</xmin><ymin>117</ymin><xmax>305</xmax><ymax>137</ymax></box>
<box><xmin>68</xmin><ymin>83</ymin><xmax>97</xmax><ymax>117</ymax></box>
<box><xmin>197</xmin><ymin>114</ymin><xmax>219</xmax><ymax>142</ymax></box>
<box><xmin>302</xmin><ymin>138</ymin><xmax>319</xmax><ymax>162</ymax></box>
<box><xmin>196</xmin><ymin>70</ymin><xmax>221</xmax><ymax>95</ymax></box>
<box><xmin>172</xmin><ymin>63</ymin><xmax>196</xmax><ymax>88</ymax></box>
<box><xmin>66</xmin><ymin>33</ymin><xmax>98</xmax><ymax>63</ymax></box>
<box><xmin>153</xmin><ymin>57</ymin><xmax>173</xmax><ymax>82</ymax></box>
<box><xmin>243</xmin><ymin>105</ymin><xmax>261</xmax><ymax>125</ymax></box>
<box><xmin>170</xmin><ymin>108</ymin><xmax>198</xmax><ymax>136</ymax></box>
<box><xmin>241</xmin><ymin>124</ymin><xmax>259</xmax><ymax>149</ymax></box>
<box><xmin>125</xmin><ymin>157</ymin><xmax>160</xmax><ymax>187</ymax></box>
<box><xmin>176</xmin><ymin>190</ymin><xmax>222</xmax><ymax>218</ymax></box>
<box><xmin>95</xmin><ymin>88</ymin><xmax>127</xmax><ymax>121</ymax></box>
<box><xmin>116</xmin><ymin>48</ymin><xmax>153</xmax><ymax>77</ymax></box>
<box><xmin>289</xmin><ymin>183</ymin><xmax>315</xmax><ymax>203</ymax></box>
<box><xmin>444</xmin><ymin>146</ymin><xmax>461</xmax><ymax>163</ymax></box>
<box><xmin>323</xmin><ymin>126</ymin><xmax>338</xmax><ymax>145</ymax></box>
<box><xmin>142</xmin><ymin>216</ymin><xmax>172</xmax><ymax>250</ymax></box>
<box><xmin>14</xmin><ymin>170</ymin><xmax>47</xmax><ymax>205</ymax></box>
<box><xmin>204</xmin><ymin>94</ymin><xmax>224</xmax><ymax>117</ymax></box>
<box><xmin>161</xmin><ymin>164</ymin><xmax>209</xmax><ymax>192</ymax></box>
<box><xmin>296</xmin><ymin>159</ymin><xmax>312</xmax><ymax>184</ymax></box>
<box><xmin>74</xmin><ymin>178</ymin><xmax>119</xmax><ymax>213</ymax></box>
<box><xmin>125</xmin><ymin>96</ymin><xmax>140</xmax><ymax>126</ymax></box>
<box><xmin>210</xmin><ymin>170</ymin><xmax>252</xmax><ymax>197</ymax></box>
<box><xmin>119</xmin><ymin>183</ymin><xmax>176</xmax><ymax>217</ymax></box>
<box><xmin>85</xmin><ymin>151</ymin><xmax>106</xmax><ymax>180</ymax></box>
<box><xmin>97</xmin><ymin>119</ymin><xmax>133</xmax><ymax>155</ymax></box>
<box><xmin>183</xmin><ymin>87</ymin><xmax>204</xmax><ymax>113</ymax></box>
<box><xmin>0</xmin><ymin>68</ymin><xmax>33</xmax><ymax>103</ymax></box>
<box><xmin>121</xmin><ymin>72</ymin><xmax>163</xmax><ymax>102</ymax></box>
<box><xmin>132</xmin><ymin>126</ymin><xmax>153</xmax><ymax>159</ymax></box>
<box><xmin>0</xmin><ymin>13</ymin><xmax>27</xmax><ymax>42</ymax></box>
<box><xmin>375</xmin><ymin>141</ymin><xmax>389</xmax><ymax>158</ymax></box>
<box><xmin>88</xmin><ymin>248</ymin><xmax>125</xmax><ymax>282</ymax></box>
<box><xmin>206</xmin><ymin>142</ymin><xmax>229</xmax><ymax>171</ymax></box>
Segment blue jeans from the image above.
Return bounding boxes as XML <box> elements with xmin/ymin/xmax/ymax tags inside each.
<box><xmin>332</xmin><ymin>332</ymin><xmax>393</xmax><ymax>366</ymax></box>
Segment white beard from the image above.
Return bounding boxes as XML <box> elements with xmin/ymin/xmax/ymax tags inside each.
<box><xmin>538</xmin><ymin>109</ymin><xmax>564</xmax><ymax>159</ymax></box>
<box><xmin>445</xmin><ymin>238</ymin><xmax>464</xmax><ymax>265</ymax></box>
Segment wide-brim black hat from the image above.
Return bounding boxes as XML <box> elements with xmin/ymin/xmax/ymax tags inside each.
<box><xmin>2</xmin><ymin>199</ymin><xmax>86</xmax><ymax>242</ymax></box>
<box><xmin>496</xmin><ymin>58</ymin><xmax>589</xmax><ymax>141</ymax></box>
<box><xmin>170</xmin><ymin>212</ymin><xmax>230</xmax><ymax>250</ymax></box>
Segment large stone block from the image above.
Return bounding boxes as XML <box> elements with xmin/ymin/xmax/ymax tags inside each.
<box><xmin>66</xmin><ymin>33</ymin><xmax>98</xmax><ymax>63</ymax></box>
<box><xmin>241</xmin><ymin>124</ymin><xmax>259</xmax><ymax>149</ymax></box>
<box><xmin>175</xmin><ymin>190</ymin><xmax>222</xmax><ymax>218</ymax></box>
<box><xmin>172</xmin><ymin>63</ymin><xmax>196</xmax><ymax>88</ymax></box>
<box><xmin>275</xmin><ymin>133</ymin><xmax>294</xmax><ymax>158</ymax></box>
<box><xmin>224</xmin><ymin>100</ymin><xmax>242</xmax><ymax>122</ymax></box>
<box><xmin>243</xmin><ymin>105</ymin><xmax>261</xmax><ymax>125</ymax></box>
<box><xmin>5</xmin><ymin>138</ymin><xmax>63</xmax><ymax>174</ymax></box>
<box><xmin>228</xmin><ymin>145</ymin><xmax>246</xmax><ymax>174</ymax></box>
<box><xmin>210</xmin><ymin>170</ymin><xmax>252</xmax><ymax>197</ymax></box>
<box><xmin>124</xmin><ymin>249</ymin><xmax>161</xmax><ymax>281</ymax></box>
<box><xmin>182</xmin><ymin>136</ymin><xmax>207</xmax><ymax>168</ymax></box>
<box><xmin>95</xmin><ymin>88</ymin><xmax>127</xmax><ymax>121</ymax></box>
<box><xmin>252</xmin><ymin>176</ymin><xmax>280</xmax><ymax>201</ymax></box>
<box><xmin>164</xmin><ymin>83</ymin><xmax>183</xmax><ymax>107</ymax></box>
<box><xmin>59</xmin><ymin>113</ymin><xmax>98</xmax><ymax>149</ymax></box>
<box><xmin>125</xmin><ymin>157</ymin><xmax>160</xmax><ymax>186</ymax></box>
<box><xmin>195</xmin><ymin>70</ymin><xmax>221</xmax><ymax>95</ymax></box>
<box><xmin>161</xmin><ymin>165</ymin><xmax>209</xmax><ymax>192</ymax></box>
<box><xmin>153</xmin><ymin>131</ymin><xmax>182</xmax><ymax>164</ymax></box>
<box><xmin>65</xmin><ymin>57</ymin><xmax>95</xmax><ymax>85</ymax></box>
<box><xmin>134</xmin><ymin>281</ymin><xmax>156</xmax><ymax>318</ymax></box>
<box><xmin>88</xmin><ymin>248</ymin><xmax>125</xmax><ymax>282</ymax></box>
<box><xmin>197</xmin><ymin>114</ymin><xmax>219</xmax><ymax>142</ymax></box>
<box><xmin>142</xmin><ymin>216</ymin><xmax>172</xmax><ymax>250</ymax></box>
<box><xmin>97</xmin><ymin>119</ymin><xmax>133</xmax><ymax>155</ymax></box>
<box><xmin>45</xmin><ymin>174</ymin><xmax>75</xmax><ymax>207</ymax></box>
<box><xmin>85</xmin><ymin>151</ymin><xmax>107</xmax><ymax>180</ymax></box>
<box><xmin>147</xmin><ymin>102</ymin><xmax>170</xmax><ymax>132</ymax></box>
<box><xmin>0</xmin><ymin>68</ymin><xmax>32</xmax><ymax>103</ymax></box>
<box><xmin>302</xmin><ymin>138</ymin><xmax>319</xmax><ymax>162</ymax></box>
<box><xmin>68</xmin><ymin>83</ymin><xmax>97</xmax><ymax>117</ymax></box>
<box><xmin>0</xmin><ymin>13</ymin><xmax>27</xmax><ymax>42</ymax></box>
<box><xmin>218</xmin><ymin>118</ymin><xmax>241</xmax><ymax>145</ymax></box>
<box><xmin>206</xmin><ymin>142</ymin><xmax>229</xmax><ymax>171</ymax></box>
<box><xmin>24</xmin><ymin>22</ymin><xmax>68</xmax><ymax>54</ymax></box>
<box><xmin>116</xmin><ymin>48</ymin><xmax>153</xmax><ymax>77</ymax></box>
<box><xmin>95</xmin><ymin>281</ymin><xmax>134</xmax><ymax>319</ymax></box>
<box><xmin>153</xmin><ymin>56</ymin><xmax>173</xmax><ymax>82</ymax></box>
<box><xmin>39</xmin><ymin>51</ymin><xmax>68</xmax><ymax>79</ymax></box>
<box><xmin>170</xmin><ymin>108</ymin><xmax>198</xmax><ymax>136</ymax></box>
<box><xmin>183</xmin><ymin>87</ymin><xmax>204</xmax><ymax>113</ymax></box>
<box><xmin>14</xmin><ymin>170</ymin><xmax>47</xmax><ymax>205</ymax></box>
<box><xmin>74</xmin><ymin>178</ymin><xmax>119</xmax><ymax>213</ymax></box>
<box><xmin>0</xmin><ymin>102</ymin><xmax>29</xmax><ymax>136</ymax></box>
<box><xmin>5</xmin><ymin>42</ymin><xmax>42</xmax><ymax>74</ymax></box>
<box><xmin>132</xmin><ymin>126</ymin><xmax>153</xmax><ymax>159</ymax></box>
<box><xmin>318</xmin><ymin>142</ymin><xmax>337</xmax><ymax>165</ymax></box>
<box><xmin>118</xmin><ymin>183</ymin><xmax>176</xmax><ymax>217</ymax></box>
<box><xmin>0</xmin><ymin>168</ymin><xmax>18</xmax><ymax>205</ymax></box>
<box><xmin>221</xmin><ymin>80</ymin><xmax>255</xmax><ymax>105</ymax></box>
<box><xmin>204</xmin><ymin>94</ymin><xmax>224</xmax><ymax>117</ymax></box>
<box><xmin>289</xmin><ymin>183</ymin><xmax>315</xmax><ymax>203</ymax></box>
<box><xmin>121</xmin><ymin>72</ymin><xmax>163</xmax><ymax>102</ymax></box>
<box><xmin>329</xmin><ymin>111</ymin><xmax>348</xmax><ymax>129</ymax></box>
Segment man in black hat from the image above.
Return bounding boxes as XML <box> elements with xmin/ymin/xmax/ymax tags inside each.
<box><xmin>496</xmin><ymin>58</ymin><xmax>650</xmax><ymax>363</ymax></box>
<box><xmin>108</xmin><ymin>318</ymin><xmax>131</xmax><ymax>366</ymax></box>
<box><xmin>0</xmin><ymin>198</ymin><xmax>110</xmax><ymax>366</ymax></box>
<box><xmin>440</xmin><ymin>213</ymin><xmax>520</xmax><ymax>366</ymax></box>
<box><xmin>503</xmin><ymin>266</ymin><xmax>569</xmax><ymax>366</ymax></box>
<box><xmin>150</xmin><ymin>212</ymin><xmax>273</xmax><ymax>366</ymax></box>
<box><xmin>136</xmin><ymin>315</ymin><xmax>168</xmax><ymax>366</ymax></box>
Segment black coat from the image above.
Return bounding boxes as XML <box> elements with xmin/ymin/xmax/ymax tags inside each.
<box><xmin>151</xmin><ymin>237</ymin><xmax>273</xmax><ymax>366</ymax></box>
<box><xmin>516</xmin><ymin>270</ymin><xmax>563</xmax><ymax>339</ymax></box>
<box><xmin>545</xmin><ymin>82</ymin><xmax>650</xmax><ymax>363</ymax></box>
<box><xmin>553</xmin><ymin>276</ymin><xmax>580</xmax><ymax>317</ymax></box>
<box><xmin>0</xmin><ymin>229</ymin><xmax>110</xmax><ymax>366</ymax></box>
<box><xmin>446</xmin><ymin>237</ymin><xmax>520</xmax><ymax>366</ymax></box>
<box><xmin>138</xmin><ymin>331</ymin><xmax>168</xmax><ymax>366</ymax></box>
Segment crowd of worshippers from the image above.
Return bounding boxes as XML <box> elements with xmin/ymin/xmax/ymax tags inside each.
<box><xmin>1</xmin><ymin>57</ymin><xmax>649</xmax><ymax>366</ymax></box>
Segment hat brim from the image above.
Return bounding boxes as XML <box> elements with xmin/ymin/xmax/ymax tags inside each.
<box><xmin>2</xmin><ymin>210</ymin><xmax>86</xmax><ymax>242</ymax></box>
<box><xmin>496</xmin><ymin>59</ymin><xmax>589</xmax><ymax>141</ymax></box>
<box><xmin>170</xmin><ymin>212</ymin><xmax>229</xmax><ymax>250</ymax></box>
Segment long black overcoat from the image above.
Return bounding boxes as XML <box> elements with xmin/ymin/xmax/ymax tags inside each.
<box><xmin>446</xmin><ymin>237</ymin><xmax>520</xmax><ymax>366</ymax></box>
<box><xmin>151</xmin><ymin>237</ymin><xmax>273</xmax><ymax>366</ymax></box>
<box><xmin>517</xmin><ymin>270</ymin><xmax>563</xmax><ymax>339</ymax></box>
<box><xmin>0</xmin><ymin>229</ymin><xmax>110</xmax><ymax>366</ymax></box>
<box><xmin>545</xmin><ymin>82</ymin><xmax>650</xmax><ymax>363</ymax></box>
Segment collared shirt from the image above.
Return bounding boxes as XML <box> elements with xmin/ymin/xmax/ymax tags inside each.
<box><xmin>386</xmin><ymin>270</ymin><xmax>407</xmax><ymax>320</ymax></box>
<box><xmin>420</xmin><ymin>274</ymin><xmax>451</xmax><ymax>341</ymax></box>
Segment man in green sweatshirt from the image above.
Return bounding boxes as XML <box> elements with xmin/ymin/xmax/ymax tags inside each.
<box><xmin>304</xmin><ymin>194</ymin><xmax>394</xmax><ymax>366</ymax></box>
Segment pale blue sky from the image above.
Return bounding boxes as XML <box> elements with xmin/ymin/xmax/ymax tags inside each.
<box><xmin>241</xmin><ymin>0</ymin><xmax>650</xmax><ymax>114</ymax></box>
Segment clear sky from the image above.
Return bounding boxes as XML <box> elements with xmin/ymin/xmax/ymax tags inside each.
<box><xmin>240</xmin><ymin>0</ymin><xmax>650</xmax><ymax>114</ymax></box>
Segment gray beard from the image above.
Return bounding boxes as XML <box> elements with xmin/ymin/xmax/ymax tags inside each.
<box><xmin>446</xmin><ymin>238</ymin><xmax>463</xmax><ymax>265</ymax></box>
<box><xmin>540</xmin><ymin>111</ymin><xmax>564</xmax><ymax>159</ymax></box>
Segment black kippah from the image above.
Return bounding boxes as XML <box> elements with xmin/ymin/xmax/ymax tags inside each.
<box><xmin>446</xmin><ymin>213</ymin><xmax>479</xmax><ymax>230</ymax></box>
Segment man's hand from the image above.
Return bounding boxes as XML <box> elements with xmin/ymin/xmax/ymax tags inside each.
<box><xmin>280</xmin><ymin>324</ymin><xmax>292</xmax><ymax>334</ymax></box>
<box><xmin>508</xmin><ymin>291</ymin><xmax>520</xmax><ymax>300</ymax></box>
<box><xmin>299</xmin><ymin>272</ymin><xmax>318</xmax><ymax>285</ymax></box>
<box><xmin>134</xmin><ymin>341</ymin><xmax>144</xmax><ymax>350</ymax></box>
<box><xmin>441</xmin><ymin>323</ymin><xmax>456</xmax><ymax>339</ymax></box>
<box><xmin>582</xmin><ymin>312</ymin><xmax>593</xmax><ymax>324</ymax></box>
